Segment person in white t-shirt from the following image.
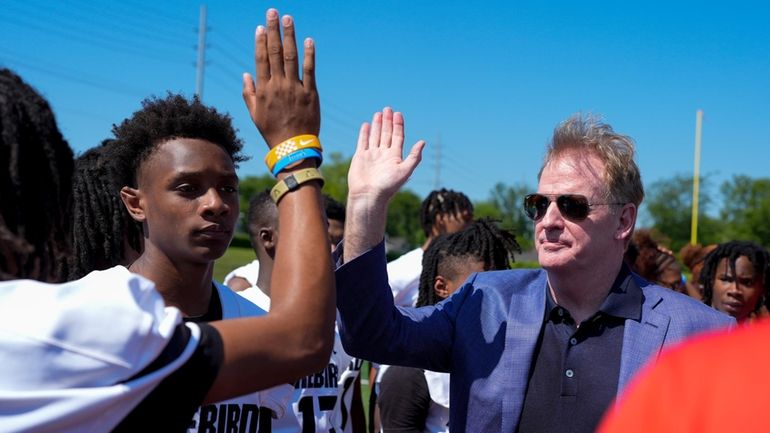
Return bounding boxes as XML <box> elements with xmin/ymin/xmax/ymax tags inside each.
<box><xmin>240</xmin><ymin>191</ymin><xmax>366</xmax><ymax>433</ymax></box>
<box><xmin>0</xmin><ymin>9</ymin><xmax>336</xmax><ymax>432</ymax></box>
<box><xmin>226</xmin><ymin>193</ymin><xmax>344</xmax><ymax>294</ymax></box>
<box><xmin>387</xmin><ymin>188</ymin><xmax>474</xmax><ymax>308</ymax></box>
<box><xmin>224</xmin><ymin>260</ymin><xmax>261</xmax><ymax>292</ymax></box>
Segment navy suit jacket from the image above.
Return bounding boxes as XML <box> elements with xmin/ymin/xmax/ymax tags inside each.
<box><xmin>336</xmin><ymin>242</ymin><xmax>734</xmax><ymax>433</ymax></box>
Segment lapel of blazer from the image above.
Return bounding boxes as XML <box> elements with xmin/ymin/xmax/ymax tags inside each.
<box><xmin>501</xmin><ymin>270</ymin><xmax>547</xmax><ymax>433</ymax></box>
<box><xmin>617</xmin><ymin>284</ymin><xmax>670</xmax><ymax>395</ymax></box>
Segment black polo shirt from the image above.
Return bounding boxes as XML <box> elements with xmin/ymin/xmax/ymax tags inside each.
<box><xmin>517</xmin><ymin>265</ymin><xmax>642</xmax><ymax>433</ymax></box>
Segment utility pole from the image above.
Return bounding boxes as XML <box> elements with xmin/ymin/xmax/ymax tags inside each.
<box><xmin>195</xmin><ymin>5</ymin><xmax>207</xmax><ymax>100</ymax></box>
<box><xmin>434</xmin><ymin>133</ymin><xmax>441</xmax><ymax>189</ymax></box>
<box><xmin>690</xmin><ymin>109</ymin><xmax>703</xmax><ymax>245</ymax></box>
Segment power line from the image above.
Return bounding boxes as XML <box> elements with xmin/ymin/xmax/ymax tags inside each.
<box><xmin>119</xmin><ymin>0</ymin><xmax>197</xmax><ymax>28</ymax></box>
<box><xmin>19</xmin><ymin>0</ymin><xmax>194</xmax><ymax>48</ymax></box>
<box><xmin>65</xmin><ymin>0</ymin><xmax>196</xmax><ymax>40</ymax></box>
<box><xmin>0</xmin><ymin>56</ymin><xmax>150</xmax><ymax>99</ymax></box>
<box><xmin>0</xmin><ymin>13</ymin><xmax>187</xmax><ymax>65</ymax></box>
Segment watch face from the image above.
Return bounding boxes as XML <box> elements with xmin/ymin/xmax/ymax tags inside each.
<box><xmin>285</xmin><ymin>175</ymin><xmax>300</xmax><ymax>190</ymax></box>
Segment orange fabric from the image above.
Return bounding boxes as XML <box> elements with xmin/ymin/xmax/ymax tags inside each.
<box><xmin>599</xmin><ymin>319</ymin><xmax>770</xmax><ymax>433</ymax></box>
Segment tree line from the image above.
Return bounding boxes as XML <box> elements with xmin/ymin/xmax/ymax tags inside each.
<box><xmin>238</xmin><ymin>153</ymin><xmax>770</xmax><ymax>253</ymax></box>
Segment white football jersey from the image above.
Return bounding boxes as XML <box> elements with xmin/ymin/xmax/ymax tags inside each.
<box><xmin>240</xmin><ymin>286</ymin><xmax>363</xmax><ymax>433</ymax></box>
<box><xmin>0</xmin><ymin>266</ymin><xmax>198</xmax><ymax>433</ymax></box>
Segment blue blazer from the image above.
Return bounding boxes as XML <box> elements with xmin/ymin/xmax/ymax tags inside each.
<box><xmin>336</xmin><ymin>243</ymin><xmax>734</xmax><ymax>433</ymax></box>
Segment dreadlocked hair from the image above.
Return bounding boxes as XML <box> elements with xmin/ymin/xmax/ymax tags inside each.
<box><xmin>111</xmin><ymin>93</ymin><xmax>246</xmax><ymax>187</ymax></box>
<box><xmin>68</xmin><ymin>139</ymin><xmax>143</xmax><ymax>280</ymax></box>
<box><xmin>700</xmin><ymin>240</ymin><xmax>770</xmax><ymax>309</ymax></box>
<box><xmin>0</xmin><ymin>69</ymin><xmax>73</xmax><ymax>282</ymax></box>
<box><xmin>419</xmin><ymin>188</ymin><xmax>474</xmax><ymax>237</ymax></box>
<box><xmin>416</xmin><ymin>218</ymin><xmax>521</xmax><ymax>307</ymax></box>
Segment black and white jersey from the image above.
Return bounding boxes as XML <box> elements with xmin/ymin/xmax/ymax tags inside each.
<box><xmin>0</xmin><ymin>266</ymin><xmax>200</xmax><ymax>433</ymax></box>
<box><xmin>185</xmin><ymin>282</ymin><xmax>294</xmax><ymax>433</ymax></box>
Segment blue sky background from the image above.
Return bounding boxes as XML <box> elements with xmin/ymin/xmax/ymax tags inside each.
<box><xmin>2</xmin><ymin>0</ymin><xmax>768</xmax><ymax>222</ymax></box>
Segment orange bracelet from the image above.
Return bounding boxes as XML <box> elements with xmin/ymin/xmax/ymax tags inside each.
<box><xmin>265</xmin><ymin>134</ymin><xmax>322</xmax><ymax>172</ymax></box>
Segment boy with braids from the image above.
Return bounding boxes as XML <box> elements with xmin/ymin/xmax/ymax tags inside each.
<box><xmin>69</xmin><ymin>139</ymin><xmax>142</xmax><ymax>280</ymax></box>
<box><xmin>388</xmin><ymin>188</ymin><xmax>474</xmax><ymax>308</ymax></box>
<box><xmin>379</xmin><ymin>219</ymin><xmax>520</xmax><ymax>433</ymax></box>
<box><xmin>0</xmin><ymin>8</ymin><xmax>335</xmax><ymax>432</ymax></box>
<box><xmin>700</xmin><ymin>240</ymin><xmax>770</xmax><ymax>323</ymax></box>
<box><xmin>239</xmin><ymin>191</ymin><xmax>365</xmax><ymax>433</ymax></box>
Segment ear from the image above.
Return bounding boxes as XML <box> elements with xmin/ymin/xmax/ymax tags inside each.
<box><xmin>259</xmin><ymin>227</ymin><xmax>277</xmax><ymax>251</ymax></box>
<box><xmin>434</xmin><ymin>275</ymin><xmax>450</xmax><ymax>299</ymax></box>
<box><xmin>615</xmin><ymin>203</ymin><xmax>637</xmax><ymax>242</ymax></box>
<box><xmin>120</xmin><ymin>186</ymin><xmax>146</xmax><ymax>223</ymax></box>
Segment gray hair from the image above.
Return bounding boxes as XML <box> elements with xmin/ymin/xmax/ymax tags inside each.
<box><xmin>540</xmin><ymin>113</ymin><xmax>644</xmax><ymax>206</ymax></box>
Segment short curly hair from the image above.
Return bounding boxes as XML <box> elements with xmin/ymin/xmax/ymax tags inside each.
<box><xmin>111</xmin><ymin>93</ymin><xmax>246</xmax><ymax>186</ymax></box>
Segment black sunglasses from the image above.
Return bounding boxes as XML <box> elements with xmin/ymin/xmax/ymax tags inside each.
<box><xmin>523</xmin><ymin>193</ymin><xmax>624</xmax><ymax>221</ymax></box>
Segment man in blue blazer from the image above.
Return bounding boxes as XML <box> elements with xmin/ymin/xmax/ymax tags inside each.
<box><xmin>336</xmin><ymin>109</ymin><xmax>733</xmax><ymax>433</ymax></box>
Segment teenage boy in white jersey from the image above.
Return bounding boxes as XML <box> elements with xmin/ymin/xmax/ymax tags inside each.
<box><xmin>240</xmin><ymin>191</ymin><xmax>366</xmax><ymax>433</ymax></box>
<box><xmin>0</xmin><ymin>9</ymin><xmax>336</xmax><ymax>432</ymax></box>
<box><xmin>113</xmin><ymin>92</ymin><xmax>297</xmax><ymax>432</ymax></box>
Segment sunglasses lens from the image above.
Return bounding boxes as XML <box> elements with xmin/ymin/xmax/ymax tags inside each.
<box><xmin>524</xmin><ymin>194</ymin><xmax>549</xmax><ymax>220</ymax></box>
<box><xmin>557</xmin><ymin>195</ymin><xmax>589</xmax><ymax>220</ymax></box>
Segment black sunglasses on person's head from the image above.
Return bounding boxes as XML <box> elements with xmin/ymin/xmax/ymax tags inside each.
<box><xmin>523</xmin><ymin>193</ymin><xmax>624</xmax><ymax>222</ymax></box>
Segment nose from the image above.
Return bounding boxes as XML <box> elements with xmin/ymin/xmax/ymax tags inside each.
<box><xmin>726</xmin><ymin>280</ymin><xmax>744</xmax><ymax>298</ymax></box>
<box><xmin>539</xmin><ymin>199</ymin><xmax>564</xmax><ymax>229</ymax></box>
<box><xmin>201</xmin><ymin>188</ymin><xmax>230</xmax><ymax>217</ymax></box>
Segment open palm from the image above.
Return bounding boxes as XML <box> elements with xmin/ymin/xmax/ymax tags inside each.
<box><xmin>348</xmin><ymin>107</ymin><xmax>425</xmax><ymax>203</ymax></box>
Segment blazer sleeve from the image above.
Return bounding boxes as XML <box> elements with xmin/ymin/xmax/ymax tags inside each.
<box><xmin>336</xmin><ymin>241</ymin><xmax>465</xmax><ymax>373</ymax></box>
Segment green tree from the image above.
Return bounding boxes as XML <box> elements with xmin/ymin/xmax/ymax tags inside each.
<box><xmin>238</xmin><ymin>174</ymin><xmax>274</xmax><ymax>213</ymax></box>
<box><xmin>643</xmin><ymin>174</ymin><xmax>721</xmax><ymax>251</ymax></box>
<box><xmin>320</xmin><ymin>152</ymin><xmax>351</xmax><ymax>203</ymax></box>
<box><xmin>386</xmin><ymin>189</ymin><xmax>425</xmax><ymax>248</ymax></box>
<box><xmin>719</xmin><ymin>175</ymin><xmax>770</xmax><ymax>246</ymax></box>
<box><xmin>474</xmin><ymin>182</ymin><xmax>534</xmax><ymax>250</ymax></box>
<box><xmin>237</xmin><ymin>174</ymin><xmax>274</xmax><ymax>233</ymax></box>
<box><xmin>237</xmin><ymin>153</ymin><xmax>352</xmax><ymax>227</ymax></box>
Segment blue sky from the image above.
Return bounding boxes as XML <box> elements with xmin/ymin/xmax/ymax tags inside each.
<box><xmin>2</xmin><ymin>0</ymin><xmax>768</xmax><ymax>220</ymax></box>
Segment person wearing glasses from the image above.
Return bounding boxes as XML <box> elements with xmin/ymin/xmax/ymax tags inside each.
<box><xmin>334</xmin><ymin>112</ymin><xmax>733</xmax><ymax>433</ymax></box>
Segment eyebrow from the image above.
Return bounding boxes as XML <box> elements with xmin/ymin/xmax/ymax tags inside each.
<box><xmin>170</xmin><ymin>170</ymin><xmax>238</xmax><ymax>181</ymax></box>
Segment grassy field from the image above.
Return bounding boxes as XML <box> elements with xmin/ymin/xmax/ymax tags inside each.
<box><xmin>213</xmin><ymin>246</ymin><xmax>256</xmax><ymax>283</ymax></box>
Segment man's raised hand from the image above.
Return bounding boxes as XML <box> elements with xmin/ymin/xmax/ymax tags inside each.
<box><xmin>348</xmin><ymin>107</ymin><xmax>425</xmax><ymax>203</ymax></box>
<box><xmin>343</xmin><ymin>107</ymin><xmax>425</xmax><ymax>262</ymax></box>
<box><xmin>242</xmin><ymin>9</ymin><xmax>320</xmax><ymax>149</ymax></box>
